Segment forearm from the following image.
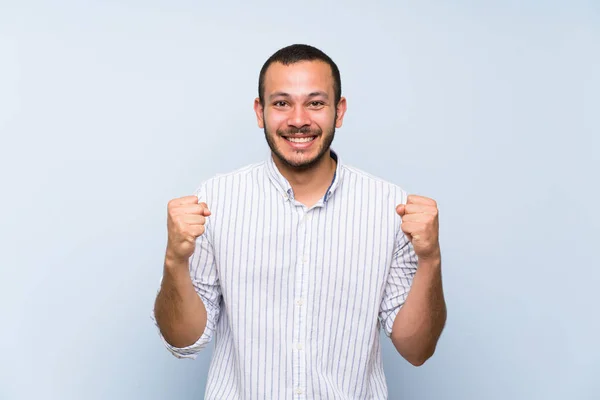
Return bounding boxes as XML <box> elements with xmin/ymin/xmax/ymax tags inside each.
<box><xmin>154</xmin><ymin>254</ymin><xmax>207</xmax><ymax>348</ymax></box>
<box><xmin>391</xmin><ymin>256</ymin><xmax>446</xmax><ymax>365</ymax></box>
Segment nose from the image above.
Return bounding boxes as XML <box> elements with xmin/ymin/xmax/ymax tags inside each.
<box><xmin>287</xmin><ymin>106</ymin><xmax>311</xmax><ymax>129</ymax></box>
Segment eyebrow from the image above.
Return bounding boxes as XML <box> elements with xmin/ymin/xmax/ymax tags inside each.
<box><xmin>268</xmin><ymin>91</ymin><xmax>330</xmax><ymax>101</ymax></box>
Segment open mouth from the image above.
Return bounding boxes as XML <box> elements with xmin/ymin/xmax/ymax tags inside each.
<box><xmin>284</xmin><ymin>136</ymin><xmax>317</xmax><ymax>143</ymax></box>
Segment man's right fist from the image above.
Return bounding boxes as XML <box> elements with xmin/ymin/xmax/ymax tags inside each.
<box><xmin>166</xmin><ymin>195</ymin><xmax>211</xmax><ymax>263</ymax></box>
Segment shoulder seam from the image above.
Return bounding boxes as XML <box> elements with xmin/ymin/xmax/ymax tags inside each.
<box><xmin>341</xmin><ymin>164</ymin><xmax>405</xmax><ymax>191</ymax></box>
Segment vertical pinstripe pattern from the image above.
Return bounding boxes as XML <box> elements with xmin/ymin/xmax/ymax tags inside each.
<box><xmin>153</xmin><ymin>149</ymin><xmax>418</xmax><ymax>399</ymax></box>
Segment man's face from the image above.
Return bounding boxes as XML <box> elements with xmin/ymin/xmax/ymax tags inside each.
<box><xmin>254</xmin><ymin>60</ymin><xmax>347</xmax><ymax>170</ymax></box>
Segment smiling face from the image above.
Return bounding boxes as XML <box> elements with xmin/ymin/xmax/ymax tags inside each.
<box><xmin>255</xmin><ymin>60</ymin><xmax>347</xmax><ymax>170</ymax></box>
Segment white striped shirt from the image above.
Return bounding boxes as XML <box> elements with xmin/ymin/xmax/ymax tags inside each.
<box><xmin>153</xmin><ymin>149</ymin><xmax>418</xmax><ymax>399</ymax></box>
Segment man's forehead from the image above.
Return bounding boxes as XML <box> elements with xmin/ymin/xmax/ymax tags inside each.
<box><xmin>265</xmin><ymin>61</ymin><xmax>333</xmax><ymax>86</ymax></box>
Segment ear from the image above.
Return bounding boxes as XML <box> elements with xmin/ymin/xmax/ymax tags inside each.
<box><xmin>254</xmin><ymin>97</ymin><xmax>265</xmax><ymax>129</ymax></box>
<box><xmin>335</xmin><ymin>97</ymin><xmax>347</xmax><ymax>128</ymax></box>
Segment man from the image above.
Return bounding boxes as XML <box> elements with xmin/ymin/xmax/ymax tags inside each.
<box><xmin>153</xmin><ymin>44</ymin><xmax>447</xmax><ymax>399</ymax></box>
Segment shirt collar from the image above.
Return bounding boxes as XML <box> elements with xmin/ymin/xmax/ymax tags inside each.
<box><xmin>265</xmin><ymin>148</ymin><xmax>343</xmax><ymax>204</ymax></box>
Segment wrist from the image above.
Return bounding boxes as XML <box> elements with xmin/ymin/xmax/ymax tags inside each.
<box><xmin>164</xmin><ymin>249</ymin><xmax>189</xmax><ymax>271</ymax></box>
<box><xmin>418</xmin><ymin>250</ymin><xmax>441</xmax><ymax>269</ymax></box>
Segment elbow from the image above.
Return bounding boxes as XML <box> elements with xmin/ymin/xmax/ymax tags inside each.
<box><xmin>404</xmin><ymin>346</ymin><xmax>436</xmax><ymax>367</ymax></box>
<box><xmin>392</xmin><ymin>336</ymin><xmax>437</xmax><ymax>367</ymax></box>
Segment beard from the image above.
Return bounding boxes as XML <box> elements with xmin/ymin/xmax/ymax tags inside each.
<box><xmin>263</xmin><ymin>114</ymin><xmax>336</xmax><ymax>171</ymax></box>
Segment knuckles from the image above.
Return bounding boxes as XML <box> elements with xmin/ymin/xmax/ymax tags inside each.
<box><xmin>406</xmin><ymin>195</ymin><xmax>438</xmax><ymax>208</ymax></box>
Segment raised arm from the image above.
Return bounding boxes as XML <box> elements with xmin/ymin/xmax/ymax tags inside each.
<box><xmin>379</xmin><ymin>194</ymin><xmax>446</xmax><ymax>366</ymax></box>
<box><xmin>153</xmin><ymin>194</ymin><xmax>219</xmax><ymax>353</ymax></box>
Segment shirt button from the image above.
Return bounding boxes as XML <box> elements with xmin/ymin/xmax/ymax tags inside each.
<box><xmin>303</xmin><ymin>255</ymin><xmax>309</xmax><ymax>263</ymax></box>
<box><xmin>295</xmin><ymin>388</ymin><xmax>303</xmax><ymax>394</ymax></box>
<box><xmin>296</xmin><ymin>299</ymin><xmax>304</xmax><ymax>306</ymax></box>
<box><xmin>296</xmin><ymin>343</ymin><xmax>303</xmax><ymax>350</ymax></box>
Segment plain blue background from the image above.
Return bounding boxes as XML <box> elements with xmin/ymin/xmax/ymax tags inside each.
<box><xmin>1</xmin><ymin>1</ymin><xmax>598</xmax><ymax>399</ymax></box>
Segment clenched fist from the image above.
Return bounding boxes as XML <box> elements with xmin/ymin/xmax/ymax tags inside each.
<box><xmin>166</xmin><ymin>195</ymin><xmax>211</xmax><ymax>263</ymax></box>
<box><xmin>396</xmin><ymin>195</ymin><xmax>440</xmax><ymax>261</ymax></box>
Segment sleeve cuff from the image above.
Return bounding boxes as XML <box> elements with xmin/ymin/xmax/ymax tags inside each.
<box><xmin>382</xmin><ymin>305</ymin><xmax>402</xmax><ymax>338</ymax></box>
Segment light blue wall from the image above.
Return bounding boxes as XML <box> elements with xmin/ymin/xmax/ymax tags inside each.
<box><xmin>1</xmin><ymin>1</ymin><xmax>598</xmax><ymax>399</ymax></box>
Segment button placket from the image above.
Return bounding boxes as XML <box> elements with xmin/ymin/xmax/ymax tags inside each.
<box><xmin>293</xmin><ymin>209</ymin><xmax>310</xmax><ymax>398</ymax></box>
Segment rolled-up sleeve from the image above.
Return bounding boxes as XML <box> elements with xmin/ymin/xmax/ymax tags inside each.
<box><xmin>152</xmin><ymin>184</ymin><xmax>222</xmax><ymax>359</ymax></box>
<box><xmin>379</xmin><ymin>227</ymin><xmax>418</xmax><ymax>338</ymax></box>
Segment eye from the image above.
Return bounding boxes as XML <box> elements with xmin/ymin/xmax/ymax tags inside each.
<box><xmin>273</xmin><ymin>101</ymin><xmax>288</xmax><ymax>107</ymax></box>
<box><xmin>308</xmin><ymin>101</ymin><xmax>325</xmax><ymax>108</ymax></box>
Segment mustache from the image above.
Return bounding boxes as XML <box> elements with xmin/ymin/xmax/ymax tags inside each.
<box><xmin>277</xmin><ymin>126</ymin><xmax>322</xmax><ymax>136</ymax></box>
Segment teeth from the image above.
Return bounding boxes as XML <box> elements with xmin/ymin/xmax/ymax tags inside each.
<box><xmin>287</xmin><ymin>137</ymin><xmax>315</xmax><ymax>143</ymax></box>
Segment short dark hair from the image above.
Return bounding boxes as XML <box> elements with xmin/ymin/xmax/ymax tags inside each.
<box><xmin>258</xmin><ymin>44</ymin><xmax>342</xmax><ymax>106</ymax></box>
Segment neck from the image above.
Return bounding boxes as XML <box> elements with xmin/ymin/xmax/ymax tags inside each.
<box><xmin>273</xmin><ymin>151</ymin><xmax>336</xmax><ymax>203</ymax></box>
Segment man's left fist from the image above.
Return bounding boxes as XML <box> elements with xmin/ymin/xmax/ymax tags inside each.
<box><xmin>396</xmin><ymin>195</ymin><xmax>440</xmax><ymax>261</ymax></box>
